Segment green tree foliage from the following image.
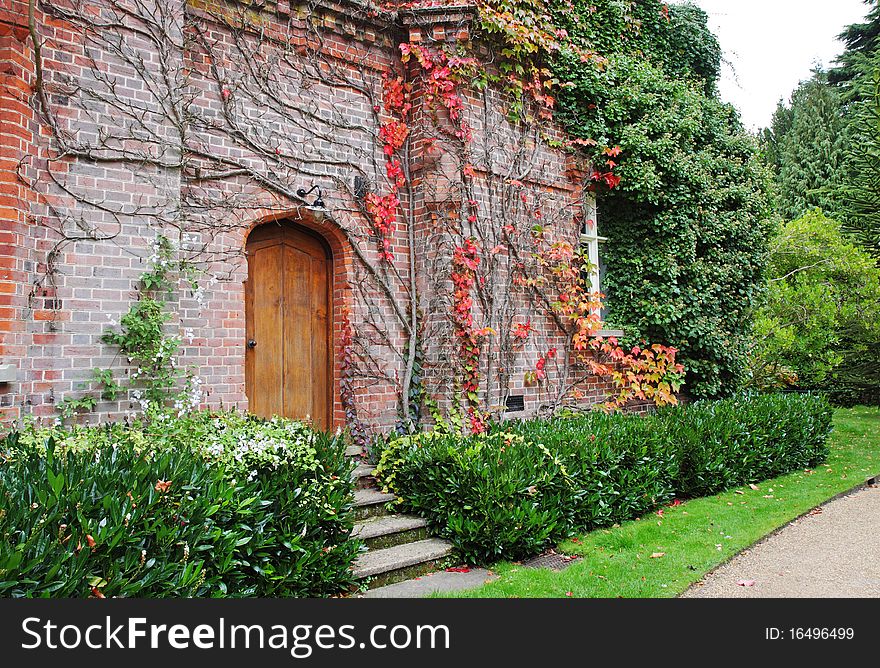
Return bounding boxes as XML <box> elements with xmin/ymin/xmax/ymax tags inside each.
<box><xmin>552</xmin><ymin>2</ymin><xmax>772</xmax><ymax>398</ymax></box>
<box><xmin>766</xmin><ymin>2</ymin><xmax>880</xmax><ymax>258</ymax></box>
<box><xmin>836</xmin><ymin>59</ymin><xmax>880</xmax><ymax>256</ymax></box>
<box><xmin>828</xmin><ymin>0</ymin><xmax>880</xmax><ymax>99</ymax></box>
<box><xmin>761</xmin><ymin>72</ymin><xmax>850</xmax><ymax>220</ymax></box>
<box><xmin>749</xmin><ymin>211</ymin><xmax>880</xmax><ymax>401</ymax></box>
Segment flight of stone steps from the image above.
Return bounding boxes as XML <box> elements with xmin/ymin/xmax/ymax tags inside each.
<box><xmin>348</xmin><ymin>452</ymin><xmax>454</xmax><ymax>589</ymax></box>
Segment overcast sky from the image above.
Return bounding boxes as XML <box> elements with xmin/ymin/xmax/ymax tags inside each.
<box><xmin>687</xmin><ymin>0</ymin><xmax>871</xmax><ymax>130</ymax></box>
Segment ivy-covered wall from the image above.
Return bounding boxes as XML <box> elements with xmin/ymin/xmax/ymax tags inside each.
<box><xmin>549</xmin><ymin>0</ymin><xmax>773</xmax><ymax>398</ymax></box>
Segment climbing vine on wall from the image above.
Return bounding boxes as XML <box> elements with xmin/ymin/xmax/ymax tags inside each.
<box><xmin>23</xmin><ymin>0</ymin><xmax>705</xmax><ymax>433</ymax></box>
<box><xmin>59</xmin><ymin>235</ymin><xmax>204</xmax><ymax>420</ymax></box>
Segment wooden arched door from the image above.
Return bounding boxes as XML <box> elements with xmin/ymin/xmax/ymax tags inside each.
<box><xmin>245</xmin><ymin>223</ymin><xmax>332</xmax><ymax>429</ymax></box>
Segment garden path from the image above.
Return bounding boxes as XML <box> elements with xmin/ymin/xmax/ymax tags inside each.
<box><xmin>683</xmin><ymin>483</ymin><xmax>880</xmax><ymax>598</ymax></box>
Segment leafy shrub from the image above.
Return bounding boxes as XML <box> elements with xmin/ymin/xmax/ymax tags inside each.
<box><xmin>0</xmin><ymin>411</ymin><xmax>359</xmax><ymax>598</ymax></box>
<box><xmin>376</xmin><ymin>394</ymin><xmax>832</xmax><ymax>564</ymax></box>
<box><xmin>660</xmin><ymin>394</ymin><xmax>833</xmax><ymax>498</ymax></box>
<box><xmin>748</xmin><ymin>211</ymin><xmax>880</xmax><ymax>403</ymax></box>
<box><xmin>377</xmin><ymin>431</ymin><xmax>567</xmax><ymax>563</ymax></box>
<box><xmin>513</xmin><ymin>412</ymin><xmax>680</xmax><ymax>529</ymax></box>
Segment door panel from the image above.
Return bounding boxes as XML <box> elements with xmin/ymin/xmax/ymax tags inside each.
<box><xmin>245</xmin><ymin>224</ymin><xmax>332</xmax><ymax>429</ymax></box>
<box><xmin>283</xmin><ymin>244</ymin><xmax>312</xmax><ymax>421</ymax></box>
<box><xmin>250</xmin><ymin>243</ymin><xmax>284</xmax><ymax>418</ymax></box>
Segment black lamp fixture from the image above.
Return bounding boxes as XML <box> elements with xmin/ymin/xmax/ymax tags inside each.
<box><xmin>297</xmin><ymin>184</ymin><xmax>325</xmax><ymax>209</ymax></box>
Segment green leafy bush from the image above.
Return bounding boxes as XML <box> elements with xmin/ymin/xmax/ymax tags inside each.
<box><xmin>659</xmin><ymin>394</ymin><xmax>832</xmax><ymax>498</ymax></box>
<box><xmin>0</xmin><ymin>411</ymin><xmax>359</xmax><ymax>598</ymax></box>
<box><xmin>377</xmin><ymin>431</ymin><xmax>567</xmax><ymax>563</ymax></box>
<box><xmin>376</xmin><ymin>394</ymin><xmax>832</xmax><ymax>564</ymax></box>
<box><xmin>749</xmin><ymin>211</ymin><xmax>880</xmax><ymax>402</ymax></box>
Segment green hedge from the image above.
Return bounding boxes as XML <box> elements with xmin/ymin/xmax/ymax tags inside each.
<box><xmin>375</xmin><ymin>394</ymin><xmax>833</xmax><ymax>564</ymax></box>
<box><xmin>0</xmin><ymin>412</ymin><xmax>360</xmax><ymax>598</ymax></box>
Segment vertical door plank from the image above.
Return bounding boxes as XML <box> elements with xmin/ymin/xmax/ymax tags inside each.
<box><xmin>251</xmin><ymin>244</ymin><xmax>284</xmax><ymax>418</ymax></box>
<box><xmin>283</xmin><ymin>244</ymin><xmax>312</xmax><ymax>422</ymax></box>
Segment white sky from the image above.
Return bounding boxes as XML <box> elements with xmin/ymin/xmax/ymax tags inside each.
<box><xmin>687</xmin><ymin>0</ymin><xmax>871</xmax><ymax>130</ymax></box>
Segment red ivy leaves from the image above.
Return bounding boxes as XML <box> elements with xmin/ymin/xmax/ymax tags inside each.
<box><xmin>379</xmin><ymin>120</ymin><xmax>410</xmax><ymax>153</ymax></box>
<box><xmin>452</xmin><ymin>239</ymin><xmax>495</xmax><ymax>432</ymax></box>
<box><xmin>589</xmin><ymin>146</ymin><xmax>623</xmax><ymax>192</ymax></box>
<box><xmin>365</xmin><ymin>192</ymin><xmax>400</xmax><ymax>261</ymax></box>
<box><xmin>370</xmin><ymin>75</ymin><xmax>414</xmax><ymax>262</ymax></box>
<box><xmin>528</xmin><ymin>232</ymin><xmax>683</xmax><ymax>408</ymax></box>
<box><xmin>512</xmin><ymin>319</ymin><xmax>533</xmax><ymax>340</ymax></box>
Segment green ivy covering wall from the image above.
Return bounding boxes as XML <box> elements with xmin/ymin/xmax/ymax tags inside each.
<box><xmin>548</xmin><ymin>1</ymin><xmax>773</xmax><ymax>397</ymax></box>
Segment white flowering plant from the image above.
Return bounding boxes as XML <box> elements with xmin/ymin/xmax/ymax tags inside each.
<box><xmin>57</xmin><ymin>234</ymin><xmax>209</xmax><ymax>422</ymax></box>
<box><xmin>1</xmin><ymin>409</ymin><xmax>361</xmax><ymax>597</ymax></box>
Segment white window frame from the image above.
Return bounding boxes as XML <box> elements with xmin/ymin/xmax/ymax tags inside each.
<box><xmin>580</xmin><ymin>195</ymin><xmax>623</xmax><ymax>337</ymax></box>
<box><xmin>579</xmin><ymin>194</ymin><xmax>606</xmax><ymax>296</ymax></box>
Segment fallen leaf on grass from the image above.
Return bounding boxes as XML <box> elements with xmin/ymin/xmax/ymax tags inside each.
<box><xmin>749</xmin><ymin>483</ymin><xmax>759</xmax><ymax>491</ymax></box>
<box><xmin>735</xmin><ymin>490</ymin><xmax>744</xmax><ymax>495</ymax></box>
<box><xmin>737</xmin><ymin>579</ymin><xmax>756</xmax><ymax>587</ymax></box>
<box><xmin>650</xmin><ymin>552</ymin><xmax>665</xmax><ymax>559</ymax></box>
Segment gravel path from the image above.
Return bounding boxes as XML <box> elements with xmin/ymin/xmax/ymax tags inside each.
<box><xmin>683</xmin><ymin>484</ymin><xmax>880</xmax><ymax>598</ymax></box>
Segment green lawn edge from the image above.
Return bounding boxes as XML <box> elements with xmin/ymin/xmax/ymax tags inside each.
<box><xmin>440</xmin><ymin>406</ymin><xmax>880</xmax><ymax>598</ymax></box>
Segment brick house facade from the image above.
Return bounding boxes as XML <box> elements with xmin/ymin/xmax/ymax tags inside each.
<box><xmin>0</xmin><ymin>0</ymin><xmax>618</xmax><ymax>432</ymax></box>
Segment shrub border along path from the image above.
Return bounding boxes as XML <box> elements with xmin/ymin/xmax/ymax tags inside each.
<box><xmin>441</xmin><ymin>406</ymin><xmax>880</xmax><ymax>598</ymax></box>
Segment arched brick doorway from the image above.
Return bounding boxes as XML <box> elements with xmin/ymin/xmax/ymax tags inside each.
<box><xmin>244</xmin><ymin>221</ymin><xmax>332</xmax><ymax>429</ymax></box>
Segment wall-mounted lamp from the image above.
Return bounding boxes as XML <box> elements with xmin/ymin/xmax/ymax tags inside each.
<box><xmin>297</xmin><ymin>185</ymin><xmax>325</xmax><ymax>209</ymax></box>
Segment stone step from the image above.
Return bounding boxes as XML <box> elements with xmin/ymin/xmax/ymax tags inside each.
<box><xmin>353</xmin><ymin>538</ymin><xmax>454</xmax><ymax>588</ymax></box>
<box><xmin>353</xmin><ymin>514</ymin><xmax>429</xmax><ymax>549</ymax></box>
<box><xmin>351</xmin><ymin>463</ymin><xmax>377</xmax><ymax>490</ymax></box>
<box><xmin>346</xmin><ymin>445</ymin><xmax>364</xmax><ymax>458</ymax></box>
<box><xmin>353</xmin><ymin>488</ymin><xmax>396</xmax><ymax>520</ymax></box>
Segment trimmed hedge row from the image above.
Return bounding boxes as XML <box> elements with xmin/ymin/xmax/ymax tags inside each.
<box><xmin>0</xmin><ymin>412</ymin><xmax>360</xmax><ymax>598</ymax></box>
<box><xmin>375</xmin><ymin>394</ymin><xmax>833</xmax><ymax>564</ymax></box>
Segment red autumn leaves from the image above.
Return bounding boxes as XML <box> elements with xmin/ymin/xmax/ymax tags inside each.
<box><xmin>452</xmin><ymin>239</ymin><xmax>497</xmax><ymax>434</ymax></box>
<box><xmin>590</xmin><ymin>146</ymin><xmax>623</xmax><ymax>191</ymax></box>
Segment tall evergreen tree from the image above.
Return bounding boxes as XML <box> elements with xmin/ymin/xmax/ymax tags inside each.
<box><xmin>829</xmin><ymin>0</ymin><xmax>880</xmax><ymax>100</ymax></box>
<box><xmin>836</xmin><ymin>59</ymin><xmax>880</xmax><ymax>257</ymax></box>
<box><xmin>764</xmin><ymin>71</ymin><xmax>849</xmax><ymax>220</ymax></box>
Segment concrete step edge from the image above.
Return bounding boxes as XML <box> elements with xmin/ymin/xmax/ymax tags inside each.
<box><xmin>353</xmin><ymin>538</ymin><xmax>454</xmax><ymax>580</ymax></box>
<box><xmin>352</xmin><ymin>514</ymin><xmax>428</xmax><ymax>541</ymax></box>
<box><xmin>351</xmin><ymin>463</ymin><xmax>377</xmax><ymax>479</ymax></box>
<box><xmin>353</xmin><ymin>489</ymin><xmax>396</xmax><ymax>507</ymax></box>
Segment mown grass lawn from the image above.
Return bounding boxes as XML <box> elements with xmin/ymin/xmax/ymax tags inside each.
<box><xmin>445</xmin><ymin>406</ymin><xmax>880</xmax><ymax>598</ymax></box>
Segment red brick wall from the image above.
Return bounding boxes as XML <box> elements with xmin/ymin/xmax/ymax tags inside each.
<box><xmin>0</xmin><ymin>7</ymin><xmax>39</xmax><ymax>421</ymax></box>
<box><xmin>0</xmin><ymin>1</ymin><xmax>613</xmax><ymax>430</ymax></box>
